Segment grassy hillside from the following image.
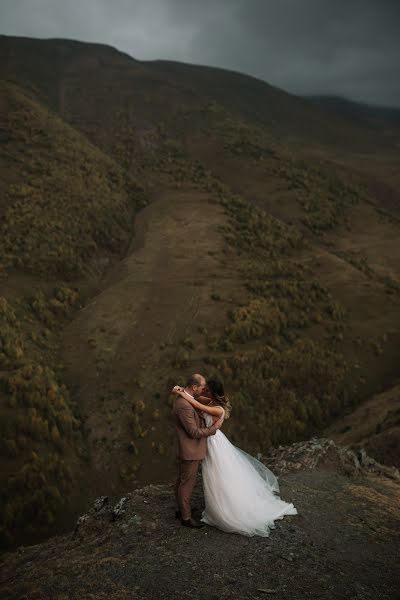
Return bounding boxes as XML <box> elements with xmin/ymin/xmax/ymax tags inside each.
<box><xmin>1</xmin><ymin>35</ymin><xmax>400</xmax><ymax>549</ymax></box>
<box><xmin>0</xmin><ymin>77</ymin><xmax>144</xmax><ymax>548</ymax></box>
<box><xmin>324</xmin><ymin>383</ymin><xmax>400</xmax><ymax>468</ymax></box>
<box><xmin>0</xmin><ymin>79</ymin><xmax>145</xmax><ymax>277</ymax></box>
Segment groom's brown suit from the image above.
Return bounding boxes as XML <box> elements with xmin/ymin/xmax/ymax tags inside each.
<box><xmin>173</xmin><ymin>395</ymin><xmax>218</xmax><ymax>520</ymax></box>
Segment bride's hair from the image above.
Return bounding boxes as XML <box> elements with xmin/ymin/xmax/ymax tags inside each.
<box><xmin>207</xmin><ymin>379</ymin><xmax>232</xmax><ymax>419</ymax></box>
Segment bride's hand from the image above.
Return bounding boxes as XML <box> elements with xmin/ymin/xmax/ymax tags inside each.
<box><xmin>172</xmin><ymin>385</ymin><xmax>183</xmax><ymax>394</ymax></box>
<box><xmin>214</xmin><ymin>416</ymin><xmax>224</xmax><ymax>430</ymax></box>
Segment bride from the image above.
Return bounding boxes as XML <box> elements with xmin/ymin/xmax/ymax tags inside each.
<box><xmin>172</xmin><ymin>379</ymin><xmax>298</xmax><ymax>537</ymax></box>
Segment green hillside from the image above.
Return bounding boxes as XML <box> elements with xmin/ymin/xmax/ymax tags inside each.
<box><xmin>0</xmin><ymin>77</ymin><xmax>144</xmax><ymax>548</ymax></box>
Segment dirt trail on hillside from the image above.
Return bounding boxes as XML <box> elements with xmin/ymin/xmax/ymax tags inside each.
<box><xmin>61</xmin><ymin>186</ymin><xmax>237</xmax><ymax>496</ymax></box>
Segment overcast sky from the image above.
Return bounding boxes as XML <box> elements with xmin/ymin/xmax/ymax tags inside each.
<box><xmin>1</xmin><ymin>0</ymin><xmax>399</xmax><ymax>107</ymax></box>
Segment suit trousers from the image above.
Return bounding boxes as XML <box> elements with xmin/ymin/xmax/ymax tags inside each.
<box><xmin>174</xmin><ymin>458</ymin><xmax>200</xmax><ymax>520</ymax></box>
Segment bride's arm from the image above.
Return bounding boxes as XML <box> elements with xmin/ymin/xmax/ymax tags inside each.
<box><xmin>172</xmin><ymin>386</ymin><xmax>223</xmax><ymax>417</ymax></box>
<box><xmin>197</xmin><ymin>395</ymin><xmax>212</xmax><ymax>405</ymax></box>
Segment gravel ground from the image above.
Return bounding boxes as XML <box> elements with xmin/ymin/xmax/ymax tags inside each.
<box><xmin>1</xmin><ymin>439</ymin><xmax>399</xmax><ymax>600</ymax></box>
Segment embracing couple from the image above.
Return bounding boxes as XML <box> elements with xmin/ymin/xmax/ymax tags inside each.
<box><xmin>172</xmin><ymin>373</ymin><xmax>298</xmax><ymax>537</ymax></box>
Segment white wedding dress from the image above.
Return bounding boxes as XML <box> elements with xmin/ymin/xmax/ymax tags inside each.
<box><xmin>200</xmin><ymin>409</ymin><xmax>298</xmax><ymax>536</ymax></box>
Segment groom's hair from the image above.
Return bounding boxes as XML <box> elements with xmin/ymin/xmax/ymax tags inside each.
<box><xmin>186</xmin><ymin>373</ymin><xmax>204</xmax><ymax>388</ymax></box>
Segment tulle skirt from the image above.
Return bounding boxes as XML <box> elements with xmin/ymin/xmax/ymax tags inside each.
<box><xmin>200</xmin><ymin>430</ymin><xmax>298</xmax><ymax>537</ymax></box>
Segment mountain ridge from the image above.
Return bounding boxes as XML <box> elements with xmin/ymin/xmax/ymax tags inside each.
<box><xmin>1</xmin><ymin>35</ymin><xmax>397</xmax><ymax>153</ymax></box>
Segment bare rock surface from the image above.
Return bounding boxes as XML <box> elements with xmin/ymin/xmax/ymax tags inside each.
<box><xmin>1</xmin><ymin>438</ymin><xmax>399</xmax><ymax>600</ymax></box>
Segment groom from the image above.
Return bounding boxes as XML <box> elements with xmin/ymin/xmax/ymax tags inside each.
<box><xmin>173</xmin><ymin>373</ymin><xmax>223</xmax><ymax>528</ymax></box>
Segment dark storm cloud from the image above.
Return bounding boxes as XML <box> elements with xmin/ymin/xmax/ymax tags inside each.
<box><xmin>1</xmin><ymin>0</ymin><xmax>399</xmax><ymax>107</ymax></box>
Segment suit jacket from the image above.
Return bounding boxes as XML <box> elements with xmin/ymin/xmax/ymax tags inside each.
<box><xmin>173</xmin><ymin>395</ymin><xmax>217</xmax><ymax>460</ymax></box>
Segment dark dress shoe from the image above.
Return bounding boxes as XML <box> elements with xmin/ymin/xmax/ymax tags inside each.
<box><xmin>181</xmin><ymin>517</ymin><xmax>206</xmax><ymax>528</ymax></box>
<box><xmin>175</xmin><ymin>507</ymin><xmax>202</xmax><ymax>519</ymax></box>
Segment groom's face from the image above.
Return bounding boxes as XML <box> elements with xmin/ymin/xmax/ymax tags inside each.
<box><xmin>192</xmin><ymin>380</ymin><xmax>206</xmax><ymax>397</ymax></box>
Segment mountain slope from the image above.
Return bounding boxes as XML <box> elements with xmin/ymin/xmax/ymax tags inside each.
<box><xmin>1</xmin><ymin>35</ymin><xmax>400</xmax><ymax>550</ymax></box>
<box><xmin>305</xmin><ymin>94</ymin><xmax>400</xmax><ymax>138</ymax></box>
<box><xmin>0</xmin><ymin>79</ymin><xmax>144</xmax><ymax>278</ymax></box>
<box><xmin>147</xmin><ymin>59</ymin><xmax>397</xmax><ymax>151</ymax></box>
<box><xmin>0</xmin><ymin>75</ymin><xmax>144</xmax><ymax>549</ymax></box>
<box><xmin>324</xmin><ymin>383</ymin><xmax>400</xmax><ymax>468</ymax></box>
<box><xmin>1</xmin><ymin>35</ymin><xmax>397</xmax><ymax>159</ymax></box>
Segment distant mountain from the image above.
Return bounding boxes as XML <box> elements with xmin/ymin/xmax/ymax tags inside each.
<box><xmin>1</xmin><ymin>35</ymin><xmax>400</xmax><ymax>550</ymax></box>
<box><xmin>304</xmin><ymin>94</ymin><xmax>400</xmax><ymax>144</ymax></box>
<box><xmin>305</xmin><ymin>93</ymin><xmax>400</xmax><ymax>120</ymax></box>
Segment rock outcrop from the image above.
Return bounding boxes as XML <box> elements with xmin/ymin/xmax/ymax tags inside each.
<box><xmin>264</xmin><ymin>436</ymin><xmax>400</xmax><ymax>479</ymax></box>
<box><xmin>1</xmin><ymin>438</ymin><xmax>399</xmax><ymax>600</ymax></box>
